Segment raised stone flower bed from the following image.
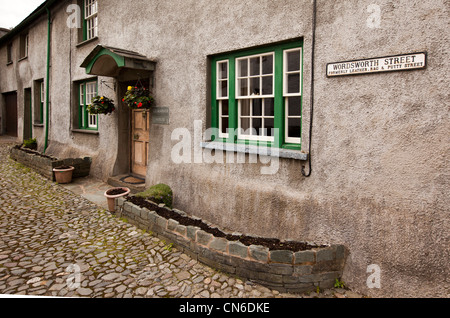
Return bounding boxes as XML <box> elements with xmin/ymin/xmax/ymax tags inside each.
<box><xmin>116</xmin><ymin>196</ymin><xmax>348</xmax><ymax>294</ymax></box>
<box><xmin>10</xmin><ymin>145</ymin><xmax>91</xmax><ymax>182</ymax></box>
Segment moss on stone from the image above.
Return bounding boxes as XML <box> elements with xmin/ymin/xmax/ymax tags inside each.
<box><xmin>135</xmin><ymin>183</ymin><xmax>173</xmax><ymax>208</ymax></box>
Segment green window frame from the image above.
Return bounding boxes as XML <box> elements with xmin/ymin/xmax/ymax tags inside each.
<box><xmin>38</xmin><ymin>80</ymin><xmax>44</xmax><ymax>124</ymax></box>
<box><xmin>78</xmin><ymin>79</ymin><xmax>98</xmax><ymax>130</ymax></box>
<box><xmin>211</xmin><ymin>40</ymin><xmax>303</xmax><ymax>150</ymax></box>
<box><xmin>82</xmin><ymin>0</ymin><xmax>98</xmax><ymax>41</ymax></box>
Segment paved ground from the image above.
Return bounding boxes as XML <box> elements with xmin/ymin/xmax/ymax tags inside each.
<box><xmin>0</xmin><ymin>139</ymin><xmax>365</xmax><ymax>299</ymax></box>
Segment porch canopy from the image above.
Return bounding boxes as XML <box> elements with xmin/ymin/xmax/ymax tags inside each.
<box><xmin>80</xmin><ymin>45</ymin><xmax>155</xmax><ymax>80</ymax></box>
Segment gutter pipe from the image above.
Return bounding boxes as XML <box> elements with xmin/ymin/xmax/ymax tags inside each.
<box><xmin>302</xmin><ymin>0</ymin><xmax>317</xmax><ymax>177</ymax></box>
<box><xmin>44</xmin><ymin>7</ymin><xmax>51</xmax><ymax>153</ymax></box>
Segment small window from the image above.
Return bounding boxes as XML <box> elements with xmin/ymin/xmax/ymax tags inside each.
<box><xmin>20</xmin><ymin>33</ymin><xmax>29</xmax><ymax>59</ymax></box>
<box><xmin>34</xmin><ymin>79</ymin><xmax>44</xmax><ymax>124</ymax></box>
<box><xmin>6</xmin><ymin>42</ymin><xmax>12</xmax><ymax>64</ymax></box>
<box><xmin>78</xmin><ymin>80</ymin><xmax>98</xmax><ymax>129</ymax></box>
<box><xmin>84</xmin><ymin>0</ymin><xmax>98</xmax><ymax>41</ymax></box>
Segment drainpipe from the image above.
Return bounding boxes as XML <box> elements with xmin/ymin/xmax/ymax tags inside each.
<box><xmin>44</xmin><ymin>7</ymin><xmax>51</xmax><ymax>153</ymax></box>
<box><xmin>302</xmin><ymin>0</ymin><xmax>317</xmax><ymax>177</ymax></box>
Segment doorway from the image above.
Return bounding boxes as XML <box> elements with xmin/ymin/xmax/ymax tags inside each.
<box><xmin>131</xmin><ymin>108</ymin><xmax>150</xmax><ymax>177</ymax></box>
<box><xmin>23</xmin><ymin>88</ymin><xmax>32</xmax><ymax>140</ymax></box>
<box><xmin>117</xmin><ymin>79</ymin><xmax>150</xmax><ymax>179</ymax></box>
<box><xmin>4</xmin><ymin>92</ymin><xmax>18</xmax><ymax>137</ymax></box>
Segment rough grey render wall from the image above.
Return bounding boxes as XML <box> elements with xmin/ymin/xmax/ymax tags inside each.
<box><xmin>1</xmin><ymin>0</ymin><xmax>448</xmax><ymax>297</ymax></box>
<box><xmin>104</xmin><ymin>0</ymin><xmax>448</xmax><ymax>297</ymax></box>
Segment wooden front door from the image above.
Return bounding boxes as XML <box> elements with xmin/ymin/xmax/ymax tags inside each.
<box><xmin>131</xmin><ymin>109</ymin><xmax>150</xmax><ymax>177</ymax></box>
<box><xmin>4</xmin><ymin>92</ymin><xmax>18</xmax><ymax>137</ymax></box>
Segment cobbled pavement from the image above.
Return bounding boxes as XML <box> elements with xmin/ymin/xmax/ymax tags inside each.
<box><xmin>0</xmin><ymin>141</ymin><xmax>365</xmax><ymax>299</ymax></box>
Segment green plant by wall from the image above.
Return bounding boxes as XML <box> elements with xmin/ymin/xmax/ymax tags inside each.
<box><xmin>135</xmin><ymin>183</ymin><xmax>173</xmax><ymax>208</ymax></box>
<box><xmin>23</xmin><ymin>138</ymin><xmax>37</xmax><ymax>150</ymax></box>
<box><xmin>334</xmin><ymin>278</ymin><xmax>346</xmax><ymax>289</ymax></box>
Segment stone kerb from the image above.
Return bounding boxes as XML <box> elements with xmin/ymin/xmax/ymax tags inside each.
<box><xmin>116</xmin><ymin>197</ymin><xmax>347</xmax><ymax>294</ymax></box>
<box><xmin>9</xmin><ymin>145</ymin><xmax>91</xmax><ymax>181</ymax></box>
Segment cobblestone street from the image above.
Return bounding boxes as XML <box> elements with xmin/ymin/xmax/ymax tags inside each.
<box><xmin>0</xmin><ymin>141</ymin><xmax>364</xmax><ymax>299</ymax></box>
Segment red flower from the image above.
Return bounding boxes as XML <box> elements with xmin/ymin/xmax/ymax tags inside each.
<box><xmin>138</xmin><ymin>102</ymin><xmax>143</xmax><ymax>108</ymax></box>
<box><xmin>122</xmin><ymin>98</ymin><xmax>125</xmax><ymax>102</ymax></box>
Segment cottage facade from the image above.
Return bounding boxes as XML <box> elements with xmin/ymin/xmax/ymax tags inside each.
<box><xmin>0</xmin><ymin>0</ymin><xmax>448</xmax><ymax>297</ymax></box>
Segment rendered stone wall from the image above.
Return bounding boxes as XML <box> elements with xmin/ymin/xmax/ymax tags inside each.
<box><xmin>116</xmin><ymin>197</ymin><xmax>347</xmax><ymax>294</ymax></box>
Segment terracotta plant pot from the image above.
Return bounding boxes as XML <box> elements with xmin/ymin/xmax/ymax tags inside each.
<box><xmin>53</xmin><ymin>166</ymin><xmax>75</xmax><ymax>184</ymax></box>
<box><xmin>104</xmin><ymin>187</ymin><xmax>130</xmax><ymax>212</ymax></box>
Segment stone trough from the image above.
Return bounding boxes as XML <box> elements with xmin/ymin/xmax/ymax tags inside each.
<box><xmin>116</xmin><ymin>197</ymin><xmax>348</xmax><ymax>294</ymax></box>
<box><xmin>9</xmin><ymin>145</ymin><xmax>91</xmax><ymax>182</ymax></box>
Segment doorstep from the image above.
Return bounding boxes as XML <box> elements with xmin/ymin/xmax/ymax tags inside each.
<box><xmin>107</xmin><ymin>174</ymin><xmax>146</xmax><ymax>194</ymax></box>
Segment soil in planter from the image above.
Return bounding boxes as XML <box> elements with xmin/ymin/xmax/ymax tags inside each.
<box><xmin>107</xmin><ymin>188</ymin><xmax>128</xmax><ymax>196</ymax></box>
<box><xmin>13</xmin><ymin>145</ymin><xmax>55</xmax><ymax>160</ymax></box>
<box><xmin>54</xmin><ymin>166</ymin><xmax>72</xmax><ymax>170</ymax></box>
<box><xmin>126</xmin><ymin>196</ymin><xmax>325</xmax><ymax>252</ymax></box>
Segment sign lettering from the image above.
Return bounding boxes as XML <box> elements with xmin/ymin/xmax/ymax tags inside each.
<box><xmin>327</xmin><ymin>52</ymin><xmax>426</xmax><ymax>77</ymax></box>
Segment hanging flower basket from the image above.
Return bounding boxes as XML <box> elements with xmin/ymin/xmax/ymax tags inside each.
<box><xmin>122</xmin><ymin>85</ymin><xmax>154</xmax><ymax>110</ymax></box>
<box><xmin>87</xmin><ymin>96</ymin><xmax>116</xmax><ymax>115</ymax></box>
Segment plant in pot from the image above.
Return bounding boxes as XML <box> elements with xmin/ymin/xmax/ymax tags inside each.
<box><xmin>53</xmin><ymin>165</ymin><xmax>75</xmax><ymax>184</ymax></box>
<box><xmin>122</xmin><ymin>84</ymin><xmax>154</xmax><ymax>112</ymax></box>
<box><xmin>87</xmin><ymin>96</ymin><xmax>116</xmax><ymax>115</ymax></box>
<box><xmin>104</xmin><ymin>187</ymin><xmax>130</xmax><ymax>212</ymax></box>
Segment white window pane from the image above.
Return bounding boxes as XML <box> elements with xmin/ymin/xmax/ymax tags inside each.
<box><xmin>287</xmin><ymin>50</ymin><xmax>301</xmax><ymax>72</ymax></box>
<box><xmin>219</xmin><ymin>80</ymin><xmax>227</xmax><ymax>98</ymax></box>
<box><xmin>241</xmin><ymin>118</ymin><xmax>250</xmax><ymax>131</ymax></box>
<box><xmin>264</xmin><ymin>98</ymin><xmax>275</xmax><ymax>117</ymax></box>
<box><xmin>252</xmin><ymin>118</ymin><xmax>262</xmax><ymax>135</ymax></box>
<box><xmin>218</xmin><ymin>62</ymin><xmax>227</xmax><ymax>79</ymax></box>
<box><xmin>287</xmin><ymin>73</ymin><xmax>300</xmax><ymax>94</ymax></box>
<box><xmin>221</xmin><ymin>100</ymin><xmax>229</xmax><ymax>116</ymax></box>
<box><xmin>250</xmin><ymin>77</ymin><xmax>259</xmax><ymax>95</ymax></box>
<box><xmin>240</xmin><ymin>99</ymin><xmax>250</xmax><ymax>116</ymax></box>
<box><xmin>238</xmin><ymin>78</ymin><xmax>248</xmax><ymax>97</ymax></box>
<box><xmin>262</xmin><ymin>76</ymin><xmax>273</xmax><ymax>95</ymax></box>
<box><xmin>239</xmin><ymin>59</ymin><xmax>248</xmax><ymax>77</ymax></box>
<box><xmin>221</xmin><ymin>117</ymin><xmax>229</xmax><ymax>135</ymax></box>
<box><xmin>287</xmin><ymin>96</ymin><xmax>302</xmax><ymax>116</ymax></box>
<box><xmin>288</xmin><ymin>118</ymin><xmax>301</xmax><ymax>138</ymax></box>
<box><xmin>250</xmin><ymin>57</ymin><xmax>260</xmax><ymax>76</ymax></box>
<box><xmin>262</xmin><ymin>55</ymin><xmax>273</xmax><ymax>75</ymax></box>
<box><xmin>264</xmin><ymin>118</ymin><xmax>274</xmax><ymax>136</ymax></box>
<box><xmin>252</xmin><ymin>99</ymin><xmax>262</xmax><ymax>116</ymax></box>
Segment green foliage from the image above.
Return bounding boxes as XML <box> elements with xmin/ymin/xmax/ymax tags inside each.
<box><xmin>87</xmin><ymin>96</ymin><xmax>115</xmax><ymax>115</ymax></box>
<box><xmin>334</xmin><ymin>278</ymin><xmax>346</xmax><ymax>289</ymax></box>
<box><xmin>164</xmin><ymin>242</ymin><xmax>174</xmax><ymax>251</ymax></box>
<box><xmin>23</xmin><ymin>138</ymin><xmax>37</xmax><ymax>150</ymax></box>
<box><xmin>136</xmin><ymin>183</ymin><xmax>173</xmax><ymax>208</ymax></box>
<box><xmin>122</xmin><ymin>85</ymin><xmax>154</xmax><ymax>110</ymax></box>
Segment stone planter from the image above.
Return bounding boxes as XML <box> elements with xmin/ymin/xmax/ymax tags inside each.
<box><xmin>104</xmin><ymin>187</ymin><xmax>130</xmax><ymax>212</ymax></box>
<box><xmin>53</xmin><ymin>166</ymin><xmax>75</xmax><ymax>184</ymax></box>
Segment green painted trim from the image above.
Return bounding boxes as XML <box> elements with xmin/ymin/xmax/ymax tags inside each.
<box><xmin>44</xmin><ymin>7</ymin><xmax>51</xmax><ymax>153</ymax></box>
<box><xmin>85</xmin><ymin>48</ymin><xmax>125</xmax><ymax>75</ymax></box>
<box><xmin>39</xmin><ymin>81</ymin><xmax>44</xmax><ymax>124</ymax></box>
<box><xmin>78</xmin><ymin>79</ymin><xmax>98</xmax><ymax>130</ymax></box>
<box><xmin>82</xmin><ymin>0</ymin><xmax>87</xmax><ymax>41</ymax></box>
<box><xmin>274</xmin><ymin>46</ymin><xmax>284</xmax><ymax>149</ymax></box>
